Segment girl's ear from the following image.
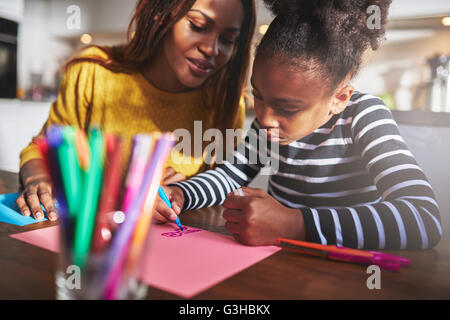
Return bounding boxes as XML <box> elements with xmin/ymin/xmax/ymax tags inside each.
<box><xmin>330</xmin><ymin>84</ymin><xmax>354</xmax><ymax>115</ymax></box>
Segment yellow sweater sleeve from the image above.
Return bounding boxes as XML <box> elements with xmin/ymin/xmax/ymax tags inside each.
<box><xmin>19</xmin><ymin>51</ymin><xmax>99</xmax><ymax>168</ymax></box>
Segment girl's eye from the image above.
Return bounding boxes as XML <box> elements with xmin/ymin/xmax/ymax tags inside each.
<box><xmin>252</xmin><ymin>90</ymin><xmax>262</xmax><ymax>100</ymax></box>
<box><xmin>189</xmin><ymin>21</ymin><xmax>206</xmax><ymax>32</ymax></box>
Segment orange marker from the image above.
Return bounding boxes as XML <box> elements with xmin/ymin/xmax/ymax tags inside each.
<box><xmin>277</xmin><ymin>238</ymin><xmax>410</xmax><ymax>271</ymax></box>
<box><xmin>75</xmin><ymin>129</ymin><xmax>91</xmax><ymax>170</ymax></box>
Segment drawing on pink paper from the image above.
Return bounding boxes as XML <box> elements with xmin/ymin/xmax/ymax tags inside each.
<box><xmin>9</xmin><ymin>222</ymin><xmax>281</xmax><ymax>298</ymax></box>
<box><xmin>161</xmin><ymin>226</ymin><xmax>202</xmax><ymax>237</ymax></box>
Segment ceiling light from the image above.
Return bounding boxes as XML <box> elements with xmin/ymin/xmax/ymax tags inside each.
<box><xmin>442</xmin><ymin>17</ymin><xmax>450</xmax><ymax>26</ymax></box>
<box><xmin>80</xmin><ymin>33</ymin><xmax>92</xmax><ymax>44</ymax></box>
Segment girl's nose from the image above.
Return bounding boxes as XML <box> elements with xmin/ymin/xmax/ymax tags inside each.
<box><xmin>257</xmin><ymin>105</ymin><xmax>279</xmax><ymax>129</ymax></box>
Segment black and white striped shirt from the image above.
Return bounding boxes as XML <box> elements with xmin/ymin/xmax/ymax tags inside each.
<box><xmin>171</xmin><ymin>92</ymin><xmax>442</xmax><ymax>250</ymax></box>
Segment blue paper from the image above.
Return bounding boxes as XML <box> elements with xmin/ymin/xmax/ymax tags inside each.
<box><xmin>0</xmin><ymin>193</ymin><xmax>49</xmax><ymax>226</ymax></box>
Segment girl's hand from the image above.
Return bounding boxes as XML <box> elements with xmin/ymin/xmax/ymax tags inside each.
<box><xmin>16</xmin><ymin>159</ymin><xmax>58</xmax><ymax>221</ymax></box>
<box><xmin>162</xmin><ymin>167</ymin><xmax>186</xmax><ymax>185</ymax></box>
<box><xmin>222</xmin><ymin>187</ymin><xmax>306</xmax><ymax>246</ymax></box>
<box><xmin>152</xmin><ymin>186</ymin><xmax>185</xmax><ymax>224</ymax></box>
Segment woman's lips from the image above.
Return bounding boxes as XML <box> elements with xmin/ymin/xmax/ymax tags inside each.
<box><xmin>186</xmin><ymin>58</ymin><xmax>215</xmax><ymax>77</ymax></box>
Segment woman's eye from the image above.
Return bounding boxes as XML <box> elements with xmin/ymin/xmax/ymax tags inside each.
<box><xmin>189</xmin><ymin>21</ymin><xmax>206</xmax><ymax>32</ymax></box>
<box><xmin>220</xmin><ymin>36</ymin><xmax>236</xmax><ymax>45</ymax></box>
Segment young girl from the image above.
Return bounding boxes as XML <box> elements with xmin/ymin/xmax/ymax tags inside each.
<box><xmin>157</xmin><ymin>0</ymin><xmax>442</xmax><ymax>250</ymax></box>
<box><xmin>16</xmin><ymin>0</ymin><xmax>256</xmax><ymax>222</ymax></box>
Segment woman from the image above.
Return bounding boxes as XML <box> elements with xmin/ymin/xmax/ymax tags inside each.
<box><xmin>17</xmin><ymin>0</ymin><xmax>256</xmax><ymax>221</ymax></box>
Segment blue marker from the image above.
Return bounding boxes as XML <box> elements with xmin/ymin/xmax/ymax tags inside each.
<box><xmin>158</xmin><ymin>186</ymin><xmax>183</xmax><ymax>231</ymax></box>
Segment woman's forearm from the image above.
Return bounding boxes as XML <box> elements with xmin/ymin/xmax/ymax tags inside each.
<box><xmin>19</xmin><ymin>159</ymin><xmax>49</xmax><ymax>188</ymax></box>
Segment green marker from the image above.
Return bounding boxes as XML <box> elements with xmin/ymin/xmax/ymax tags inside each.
<box><xmin>73</xmin><ymin>127</ymin><xmax>105</xmax><ymax>268</ymax></box>
<box><xmin>58</xmin><ymin>126</ymin><xmax>82</xmax><ymax>218</ymax></box>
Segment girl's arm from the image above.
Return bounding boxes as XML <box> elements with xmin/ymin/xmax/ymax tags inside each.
<box><xmin>169</xmin><ymin>120</ymin><xmax>267</xmax><ymax>211</ymax></box>
<box><xmin>301</xmin><ymin>99</ymin><xmax>442</xmax><ymax>250</ymax></box>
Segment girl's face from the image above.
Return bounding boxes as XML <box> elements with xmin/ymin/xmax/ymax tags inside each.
<box><xmin>157</xmin><ymin>0</ymin><xmax>244</xmax><ymax>91</ymax></box>
<box><xmin>251</xmin><ymin>57</ymin><xmax>353</xmax><ymax>145</ymax></box>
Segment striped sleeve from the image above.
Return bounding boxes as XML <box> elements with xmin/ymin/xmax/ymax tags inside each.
<box><xmin>302</xmin><ymin>97</ymin><xmax>442</xmax><ymax>249</ymax></box>
<box><xmin>170</xmin><ymin>120</ymin><xmax>266</xmax><ymax>211</ymax></box>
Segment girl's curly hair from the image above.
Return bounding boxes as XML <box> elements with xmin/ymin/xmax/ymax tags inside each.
<box><xmin>257</xmin><ymin>0</ymin><xmax>392</xmax><ymax>90</ymax></box>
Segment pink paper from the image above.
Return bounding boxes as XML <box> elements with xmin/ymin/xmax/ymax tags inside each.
<box><xmin>10</xmin><ymin>226</ymin><xmax>60</xmax><ymax>252</ymax></box>
<box><xmin>10</xmin><ymin>223</ymin><xmax>280</xmax><ymax>298</ymax></box>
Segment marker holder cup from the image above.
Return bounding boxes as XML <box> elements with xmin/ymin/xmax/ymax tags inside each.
<box><xmin>55</xmin><ymin>228</ymin><xmax>148</xmax><ymax>300</ymax></box>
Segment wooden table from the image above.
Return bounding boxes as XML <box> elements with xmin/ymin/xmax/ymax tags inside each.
<box><xmin>1</xmin><ymin>170</ymin><xmax>449</xmax><ymax>300</ymax></box>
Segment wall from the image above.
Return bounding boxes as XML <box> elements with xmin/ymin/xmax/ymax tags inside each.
<box><xmin>0</xmin><ymin>100</ymin><xmax>52</xmax><ymax>173</ymax></box>
<box><xmin>389</xmin><ymin>0</ymin><xmax>450</xmax><ymax>18</ymax></box>
<box><xmin>18</xmin><ymin>0</ymin><xmax>73</xmax><ymax>92</ymax></box>
<box><xmin>352</xmin><ymin>29</ymin><xmax>450</xmax><ymax>110</ymax></box>
<box><xmin>0</xmin><ymin>0</ymin><xmax>24</xmax><ymax>22</ymax></box>
<box><xmin>17</xmin><ymin>0</ymin><xmax>137</xmax><ymax>93</ymax></box>
<box><xmin>49</xmin><ymin>0</ymin><xmax>136</xmax><ymax>37</ymax></box>
<box><xmin>397</xmin><ymin>123</ymin><xmax>450</xmax><ymax>236</ymax></box>
<box><xmin>92</xmin><ymin>0</ymin><xmax>137</xmax><ymax>33</ymax></box>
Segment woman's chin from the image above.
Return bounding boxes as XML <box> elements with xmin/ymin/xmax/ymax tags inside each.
<box><xmin>179</xmin><ymin>77</ymin><xmax>208</xmax><ymax>90</ymax></box>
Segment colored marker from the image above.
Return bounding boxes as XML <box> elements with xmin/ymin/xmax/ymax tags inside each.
<box><xmin>75</xmin><ymin>129</ymin><xmax>91</xmax><ymax>171</ymax></box>
<box><xmin>121</xmin><ymin>135</ymin><xmax>153</xmax><ymax>214</ymax></box>
<box><xmin>73</xmin><ymin>127</ymin><xmax>105</xmax><ymax>268</ymax></box>
<box><xmin>44</xmin><ymin>126</ymin><xmax>72</xmax><ymax>248</ymax></box>
<box><xmin>102</xmin><ymin>134</ymin><xmax>174</xmax><ymax>299</ymax></box>
<box><xmin>92</xmin><ymin>134</ymin><xmax>124</xmax><ymax>253</ymax></box>
<box><xmin>56</xmin><ymin>126</ymin><xmax>83</xmax><ymax>218</ymax></box>
<box><xmin>123</xmin><ymin>135</ymin><xmax>176</xmax><ymax>284</ymax></box>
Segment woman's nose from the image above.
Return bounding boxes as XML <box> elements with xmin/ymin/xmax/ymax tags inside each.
<box><xmin>199</xmin><ymin>34</ymin><xmax>219</xmax><ymax>57</ymax></box>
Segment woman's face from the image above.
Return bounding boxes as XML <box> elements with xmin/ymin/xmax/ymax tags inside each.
<box><xmin>159</xmin><ymin>0</ymin><xmax>244</xmax><ymax>91</ymax></box>
<box><xmin>251</xmin><ymin>56</ymin><xmax>353</xmax><ymax>145</ymax></box>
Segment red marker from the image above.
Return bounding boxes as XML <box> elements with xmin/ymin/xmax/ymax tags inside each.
<box><xmin>33</xmin><ymin>136</ymin><xmax>50</xmax><ymax>174</ymax></box>
<box><xmin>91</xmin><ymin>134</ymin><xmax>124</xmax><ymax>253</ymax></box>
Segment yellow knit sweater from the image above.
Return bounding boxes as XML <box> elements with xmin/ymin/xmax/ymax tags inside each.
<box><xmin>19</xmin><ymin>47</ymin><xmax>245</xmax><ymax>177</ymax></box>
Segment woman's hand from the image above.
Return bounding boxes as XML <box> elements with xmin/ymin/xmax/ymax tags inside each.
<box><xmin>152</xmin><ymin>185</ymin><xmax>185</xmax><ymax>224</ymax></box>
<box><xmin>16</xmin><ymin>159</ymin><xmax>58</xmax><ymax>221</ymax></box>
<box><xmin>222</xmin><ymin>187</ymin><xmax>306</xmax><ymax>246</ymax></box>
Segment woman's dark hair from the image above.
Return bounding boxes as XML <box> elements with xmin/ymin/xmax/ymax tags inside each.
<box><xmin>63</xmin><ymin>0</ymin><xmax>256</xmax><ymax>135</ymax></box>
<box><xmin>257</xmin><ymin>0</ymin><xmax>392</xmax><ymax>91</ymax></box>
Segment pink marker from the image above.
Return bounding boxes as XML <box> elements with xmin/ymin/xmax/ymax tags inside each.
<box><xmin>121</xmin><ymin>135</ymin><xmax>153</xmax><ymax>213</ymax></box>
